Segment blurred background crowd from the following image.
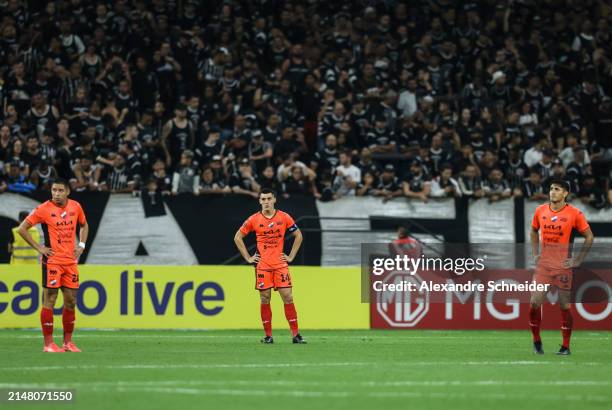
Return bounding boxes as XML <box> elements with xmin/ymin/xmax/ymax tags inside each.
<box><xmin>0</xmin><ymin>0</ymin><xmax>611</xmax><ymax>207</ymax></box>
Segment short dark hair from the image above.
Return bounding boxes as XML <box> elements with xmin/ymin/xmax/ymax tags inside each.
<box><xmin>51</xmin><ymin>178</ymin><xmax>70</xmax><ymax>189</ymax></box>
<box><xmin>19</xmin><ymin>211</ymin><xmax>30</xmax><ymax>222</ymax></box>
<box><xmin>548</xmin><ymin>178</ymin><xmax>570</xmax><ymax>192</ymax></box>
<box><xmin>259</xmin><ymin>188</ymin><xmax>276</xmax><ymax>198</ymax></box>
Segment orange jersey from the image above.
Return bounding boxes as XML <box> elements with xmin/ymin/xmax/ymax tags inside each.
<box><xmin>531</xmin><ymin>203</ymin><xmax>589</xmax><ymax>269</ymax></box>
<box><xmin>240</xmin><ymin>210</ymin><xmax>298</xmax><ymax>270</ymax></box>
<box><xmin>26</xmin><ymin>199</ymin><xmax>87</xmax><ymax>265</ymax></box>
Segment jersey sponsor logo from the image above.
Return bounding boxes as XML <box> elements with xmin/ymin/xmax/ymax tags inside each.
<box><xmin>262</xmin><ymin>228</ymin><xmax>281</xmax><ymax>235</ymax></box>
<box><xmin>543</xmin><ymin>224</ymin><xmax>561</xmax><ymax>230</ymax></box>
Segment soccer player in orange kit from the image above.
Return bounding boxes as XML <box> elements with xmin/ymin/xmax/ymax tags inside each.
<box><xmin>530</xmin><ymin>179</ymin><xmax>594</xmax><ymax>355</ymax></box>
<box><xmin>234</xmin><ymin>188</ymin><xmax>305</xmax><ymax>344</ymax></box>
<box><xmin>18</xmin><ymin>178</ymin><xmax>88</xmax><ymax>353</ymax></box>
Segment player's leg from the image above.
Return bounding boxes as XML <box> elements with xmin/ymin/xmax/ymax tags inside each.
<box><xmin>529</xmin><ymin>290</ymin><xmax>546</xmax><ymax>354</ymax></box>
<box><xmin>60</xmin><ymin>265</ymin><xmax>81</xmax><ymax>352</ymax></box>
<box><xmin>557</xmin><ymin>288</ymin><xmax>573</xmax><ymax>355</ymax></box>
<box><xmin>60</xmin><ymin>287</ymin><xmax>81</xmax><ymax>352</ymax></box>
<box><xmin>278</xmin><ymin>287</ymin><xmax>305</xmax><ymax>344</ymax></box>
<box><xmin>41</xmin><ymin>263</ymin><xmax>64</xmax><ymax>352</ymax></box>
<box><xmin>259</xmin><ymin>288</ymin><xmax>273</xmax><ymax>343</ymax></box>
<box><xmin>41</xmin><ymin>287</ymin><xmax>61</xmax><ymax>351</ymax></box>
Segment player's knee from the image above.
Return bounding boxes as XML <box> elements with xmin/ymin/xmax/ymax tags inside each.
<box><xmin>43</xmin><ymin>290</ymin><xmax>58</xmax><ymax>307</ymax></box>
<box><xmin>44</xmin><ymin>297</ymin><xmax>57</xmax><ymax>308</ymax></box>
<box><xmin>260</xmin><ymin>295</ymin><xmax>271</xmax><ymax>304</ymax></box>
<box><xmin>64</xmin><ymin>299</ymin><xmax>77</xmax><ymax>310</ymax></box>
<box><xmin>558</xmin><ymin>292</ymin><xmax>571</xmax><ymax>308</ymax></box>
<box><xmin>282</xmin><ymin>295</ymin><xmax>293</xmax><ymax>304</ymax></box>
<box><xmin>530</xmin><ymin>302</ymin><xmax>541</xmax><ymax>309</ymax></box>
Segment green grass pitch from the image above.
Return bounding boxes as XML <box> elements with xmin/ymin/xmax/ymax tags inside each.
<box><xmin>0</xmin><ymin>329</ymin><xmax>610</xmax><ymax>410</ymax></box>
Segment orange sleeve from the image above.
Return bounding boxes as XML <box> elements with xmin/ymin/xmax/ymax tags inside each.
<box><xmin>531</xmin><ymin>207</ymin><xmax>540</xmax><ymax>230</ymax></box>
<box><xmin>25</xmin><ymin>206</ymin><xmax>44</xmax><ymax>226</ymax></box>
<box><xmin>240</xmin><ymin>215</ymin><xmax>254</xmax><ymax>235</ymax></box>
<box><xmin>284</xmin><ymin>213</ymin><xmax>298</xmax><ymax>232</ymax></box>
<box><xmin>574</xmin><ymin>210</ymin><xmax>590</xmax><ymax>233</ymax></box>
<box><xmin>78</xmin><ymin>203</ymin><xmax>87</xmax><ymax>225</ymax></box>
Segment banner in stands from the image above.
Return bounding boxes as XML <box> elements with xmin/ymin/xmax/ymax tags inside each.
<box><xmin>0</xmin><ymin>265</ymin><xmax>367</xmax><ymax>329</ymax></box>
<box><xmin>468</xmin><ymin>198</ymin><xmax>515</xmax><ymax>242</ymax></box>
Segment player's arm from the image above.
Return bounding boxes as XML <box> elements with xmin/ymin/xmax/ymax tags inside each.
<box><xmin>17</xmin><ymin>220</ymin><xmax>53</xmax><ymax>257</ymax></box>
<box><xmin>530</xmin><ymin>226</ymin><xmax>540</xmax><ymax>263</ymax></box>
<box><xmin>233</xmin><ymin>229</ymin><xmax>260</xmax><ymax>264</ymax></box>
<box><xmin>74</xmin><ymin>221</ymin><xmax>89</xmax><ymax>260</ymax></box>
<box><xmin>281</xmin><ymin>228</ymin><xmax>303</xmax><ymax>264</ymax></box>
<box><xmin>567</xmin><ymin>227</ymin><xmax>594</xmax><ymax>268</ymax></box>
<box><xmin>530</xmin><ymin>208</ymin><xmax>540</xmax><ymax>263</ymax></box>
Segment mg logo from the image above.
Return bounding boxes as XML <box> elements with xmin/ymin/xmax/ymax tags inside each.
<box><xmin>376</xmin><ymin>272</ymin><xmax>429</xmax><ymax>327</ymax></box>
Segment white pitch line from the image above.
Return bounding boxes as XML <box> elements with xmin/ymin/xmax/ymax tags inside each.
<box><xmin>32</xmin><ymin>385</ymin><xmax>608</xmax><ymax>402</ymax></box>
<box><xmin>0</xmin><ymin>360</ymin><xmax>605</xmax><ymax>372</ymax></box>
<box><xmin>0</xmin><ymin>362</ymin><xmax>367</xmax><ymax>371</ymax></box>
<box><xmin>366</xmin><ymin>391</ymin><xmax>611</xmax><ymax>402</ymax></box>
<box><xmin>0</xmin><ymin>379</ymin><xmax>610</xmax><ymax>389</ymax></box>
<box><xmin>113</xmin><ymin>386</ymin><xmax>352</xmax><ymax>398</ymax></box>
<box><xmin>360</xmin><ymin>380</ymin><xmax>612</xmax><ymax>387</ymax></box>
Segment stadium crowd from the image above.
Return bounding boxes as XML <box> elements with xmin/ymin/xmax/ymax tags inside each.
<box><xmin>0</xmin><ymin>0</ymin><xmax>611</xmax><ymax>207</ymax></box>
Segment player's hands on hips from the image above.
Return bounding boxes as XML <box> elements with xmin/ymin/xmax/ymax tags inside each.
<box><xmin>563</xmin><ymin>258</ymin><xmax>580</xmax><ymax>268</ymax></box>
<box><xmin>38</xmin><ymin>246</ymin><xmax>54</xmax><ymax>257</ymax></box>
<box><xmin>281</xmin><ymin>253</ymin><xmax>293</xmax><ymax>263</ymax></box>
<box><xmin>247</xmin><ymin>253</ymin><xmax>260</xmax><ymax>264</ymax></box>
<box><xmin>74</xmin><ymin>246</ymin><xmax>84</xmax><ymax>260</ymax></box>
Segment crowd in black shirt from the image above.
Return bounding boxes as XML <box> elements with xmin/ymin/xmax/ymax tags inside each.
<box><xmin>0</xmin><ymin>0</ymin><xmax>611</xmax><ymax>208</ymax></box>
